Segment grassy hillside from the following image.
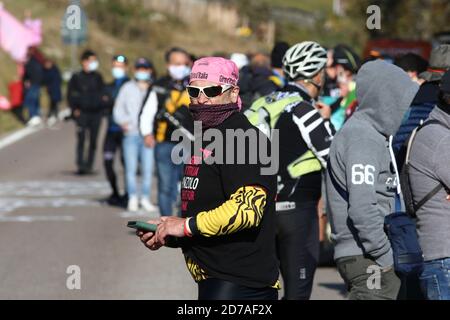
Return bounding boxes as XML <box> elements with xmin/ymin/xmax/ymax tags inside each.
<box><xmin>263</xmin><ymin>0</ymin><xmax>333</xmax><ymax>13</ymax></box>
<box><xmin>0</xmin><ymin>0</ymin><xmax>269</xmax><ymax>134</ymax></box>
<box><xmin>0</xmin><ymin>0</ymin><xmax>339</xmax><ymax>135</ymax></box>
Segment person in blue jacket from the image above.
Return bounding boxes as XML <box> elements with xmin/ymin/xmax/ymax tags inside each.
<box><xmin>102</xmin><ymin>55</ymin><xmax>130</xmax><ymax>206</ymax></box>
<box><xmin>393</xmin><ymin>45</ymin><xmax>450</xmax><ymax>169</ymax></box>
<box><xmin>43</xmin><ymin>59</ymin><xmax>62</xmax><ymax>126</ymax></box>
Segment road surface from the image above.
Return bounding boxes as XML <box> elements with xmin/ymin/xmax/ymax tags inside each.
<box><xmin>0</xmin><ymin>120</ymin><xmax>345</xmax><ymax>300</ymax></box>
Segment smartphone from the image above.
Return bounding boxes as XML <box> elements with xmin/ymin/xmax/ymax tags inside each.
<box><xmin>128</xmin><ymin>221</ymin><xmax>180</xmax><ymax>249</ymax></box>
<box><xmin>127</xmin><ymin>221</ymin><xmax>158</xmax><ymax>233</ymax></box>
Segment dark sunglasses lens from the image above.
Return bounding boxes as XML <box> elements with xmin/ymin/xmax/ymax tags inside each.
<box><xmin>187</xmin><ymin>87</ymin><xmax>200</xmax><ymax>97</ymax></box>
<box><xmin>203</xmin><ymin>86</ymin><xmax>223</xmax><ymax>98</ymax></box>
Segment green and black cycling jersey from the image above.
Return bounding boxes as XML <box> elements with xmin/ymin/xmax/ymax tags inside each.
<box><xmin>252</xmin><ymin>82</ymin><xmax>335</xmax><ymax>203</ymax></box>
<box><xmin>277</xmin><ymin>82</ymin><xmax>334</xmax><ymax>202</ymax></box>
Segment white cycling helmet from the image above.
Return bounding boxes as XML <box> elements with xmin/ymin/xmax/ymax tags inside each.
<box><xmin>282</xmin><ymin>41</ymin><xmax>327</xmax><ymax>80</ymax></box>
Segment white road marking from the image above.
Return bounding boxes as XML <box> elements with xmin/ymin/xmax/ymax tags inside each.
<box><xmin>0</xmin><ymin>198</ymin><xmax>102</xmax><ymax>215</ymax></box>
<box><xmin>119</xmin><ymin>210</ymin><xmax>160</xmax><ymax>218</ymax></box>
<box><xmin>0</xmin><ymin>126</ymin><xmax>40</xmax><ymax>150</ymax></box>
<box><xmin>0</xmin><ymin>180</ymin><xmax>109</xmax><ymax>217</ymax></box>
<box><xmin>0</xmin><ymin>181</ymin><xmax>110</xmax><ymax>197</ymax></box>
<box><xmin>0</xmin><ymin>108</ymin><xmax>71</xmax><ymax>151</ymax></box>
<box><xmin>0</xmin><ymin>215</ymin><xmax>74</xmax><ymax>222</ymax></box>
<box><xmin>0</xmin><ymin>180</ymin><xmax>110</xmax><ymax>222</ymax></box>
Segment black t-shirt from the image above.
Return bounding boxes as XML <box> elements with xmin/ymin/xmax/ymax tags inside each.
<box><xmin>180</xmin><ymin>112</ymin><xmax>279</xmax><ymax>288</ymax></box>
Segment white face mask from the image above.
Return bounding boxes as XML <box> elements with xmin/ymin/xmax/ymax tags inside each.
<box><xmin>337</xmin><ymin>72</ymin><xmax>349</xmax><ymax>84</ymax></box>
<box><xmin>88</xmin><ymin>60</ymin><xmax>99</xmax><ymax>72</ymax></box>
<box><xmin>169</xmin><ymin>65</ymin><xmax>191</xmax><ymax>80</ymax></box>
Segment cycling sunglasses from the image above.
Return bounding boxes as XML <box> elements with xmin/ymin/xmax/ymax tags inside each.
<box><xmin>186</xmin><ymin>84</ymin><xmax>232</xmax><ymax>98</ymax></box>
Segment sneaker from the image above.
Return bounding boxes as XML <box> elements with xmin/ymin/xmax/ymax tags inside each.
<box><xmin>47</xmin><ymin>116</ymin><xmax>57</xmax><ymax>127</ymax></box>
<box><xmin>106</xmin><ymin>193</ymin><xmax>122</xmax><ymax>206</ymax></box>
<box><xmin>58</xmin><ymin>108</ymin><xmax>71</xmax><ymax>121</ymax></box>
<box><xmin>140</xmin><ymin>198</ymin><xmax>158</xmax><ymax>212</ymax></box>
<box><xmin>118</xmin><ymin>194</ymin><xmax>129</xmax><ymax>208</ymax></box>
<box><xmin>27</xmin><ymin>116</ymin><xmax>42</xmax><ymax>127</ymax></box>
<box><xmin>127</xmin><ymin>196</ymin><xmax>139</xmax><ymax>212</ymax></box>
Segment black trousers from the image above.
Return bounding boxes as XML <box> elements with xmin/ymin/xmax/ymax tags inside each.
<box><xmin>48</xmin><ymin>100</ymin><xmax>59</xmax><ymax>118</ymax></box>
<box><xmin>11</xmin><ymin>105</ymin><xmax>26</xmax><ymax>124</ymax></box>
<box><xmin>103</xmin><ymin>130</ymin><xmax>125</xmax><ymax>196</ymax></box>
<box><xmin>276</xmin><ymin>201</ymin><xmax>319</xmax><ymax>300</ymax></box>
<box><xmin>198</xmin><ymin>278</ymin><xmax>278</xmax><ymax>300</ymax></box>
<box><xmin>76</xmin><ymin>112</ymin><xmax>102</xmax><ymax>172</ymax></box>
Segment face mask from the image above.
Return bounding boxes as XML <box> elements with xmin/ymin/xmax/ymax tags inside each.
<box><xmin>189</xmin><ymin>102</ymin><xmax>239</xmax><ymax>129</ymax></box>
<box><xmin>169</xmin><ymin>65</ymin><xmax>191</xmax><ymax>81</ymax></box>
<box><xmin>337</xmin><ymin>74</ymin><xmax>349</xmax><ymax>84</ymax></box>
<box><xmin>88</xmin><ymin>60</ymin><xmax>99</xmax><ymax>72</ymax></box>
<box><xmin>135</xmin><ymin>71</ymin><xmax>151</xmax><ymax>82</ymax></box>
<box><xmin>112</xmin><ymin>67</ymin><xmax>126</xmax><ymax>79</ymax></box>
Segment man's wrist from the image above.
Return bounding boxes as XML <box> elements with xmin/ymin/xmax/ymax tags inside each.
<box><xmin>187</xmin><ymin>216</ymin><xmax>200</xmax><ymax>236</ymax></box>
<box><xmin>184</xmin><ymin>218</ymin><xmax>193</xmax><ymax>237</ymax></box>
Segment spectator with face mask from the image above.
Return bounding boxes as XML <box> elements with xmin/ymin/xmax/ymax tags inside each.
<box><xmin>142</xmin><ymin>47</ymin><xmax>193</xmax><ymax>216</ymax></box>
<box><xmin>321</xmin><ymin>48</ymin><xmax>340</xmax><ymax>102</ymax></box>
<box><xmin>329</xmin><ymin>44</ymin><xmax>360</xmax><ymax>131</ymax></box>
<box><xmin>102</xmin><ymin>55</ymin><xmax>130</xmax><ymax>206</ymax></box>
<box><xmin>67</xmin><ymin>50</ymin><xmax>105</xmax><ymax>175</ymax></box>
<box><xmin>114</xmin><ymin>58</ymin><xmax>158</xmax><ymax>213</ymax></box>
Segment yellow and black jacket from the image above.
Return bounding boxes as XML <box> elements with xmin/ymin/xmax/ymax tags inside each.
<box><xmin>180</xmin><ymin>112</ymin><xmax>279</xmax><ymax>289</ymax></box>
<box><xmin>152</xmin><ymin>76</ymin><xmax>192</xmax><ymax>143</ymax></box>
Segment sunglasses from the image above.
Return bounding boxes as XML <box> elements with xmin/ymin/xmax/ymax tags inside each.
<box><xmin>186</xmin><ymin>84</ymin><xmax>232</xmax><ymax>98</ymax></box>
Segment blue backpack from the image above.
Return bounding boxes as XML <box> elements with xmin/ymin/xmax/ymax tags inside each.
<box><xmin>389</xmin><ymin>120</ymin><xmax>450</xmax><ymax>275</ymax></box>
<box><xmin>327</xmin><ymin>160</ymin><xmax>423</xmax><ymax>276</ymax></box>
<box><xmin>384</xmin><ymin>195</ymin><xmax>423</xmax><ymax>275</ymax></box>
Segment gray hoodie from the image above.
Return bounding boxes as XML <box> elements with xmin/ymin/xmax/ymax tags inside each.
<box><xmin>409</xmin><ymin>106</ymin><xmax>450</xmax><ymax>261</ymax></box>
<box><xmin>326</xmin><ymin>60</ymin><xmax>419</xmax><ymax>267</ymax></box>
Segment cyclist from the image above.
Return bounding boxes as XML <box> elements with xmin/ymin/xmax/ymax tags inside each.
<box><xmin>247</xmin><ymin>41</ymin><xmax>335</xmax><ymax>299</ymax></box>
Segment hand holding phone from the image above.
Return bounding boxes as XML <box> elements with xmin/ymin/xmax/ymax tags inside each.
<box><xmin>128</xmin><ymin>220</ymin><xmax>180</xmax><ymax>249</ymax></box>
<box><xmin>127</xmin><ymin>221</ymin><xmax>158</xmax><ymax>233</ymax></box>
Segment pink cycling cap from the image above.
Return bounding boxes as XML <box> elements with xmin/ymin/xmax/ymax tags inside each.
<box><xmin>189</xmin><ymin>57</ymin><xmax>242</xmax><ymax>109</ymax></box>
<box><xmin>189</xmin><ymin>57</ymin><xmax>240</xmax><ymax>86</ymax></box>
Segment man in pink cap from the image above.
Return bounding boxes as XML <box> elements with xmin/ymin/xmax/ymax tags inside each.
<box><xmin>136</xmin><ymin>57</ymin><xmax>279</xmax><ymax>300</ymax></box>
<box><xmin>187</xmin><ymin>56</ymin><xmax>242</xmax><ymax>127</ymax></box>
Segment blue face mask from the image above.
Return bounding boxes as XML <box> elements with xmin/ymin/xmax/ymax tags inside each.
<box><xmin>112</xmin><ymin>67</ymin><xmax>126</xmax><ymax>79</ymax></box>
<box><xmin>135</xmin><ymin>71</ymin><xmax>151</xmax><ymax>82</ymax></box>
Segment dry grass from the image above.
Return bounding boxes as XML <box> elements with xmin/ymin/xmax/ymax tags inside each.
<box><xmin>0</xmin><ymin>0</ymin><xmax>334</xmax><ymax>135</ymax></box>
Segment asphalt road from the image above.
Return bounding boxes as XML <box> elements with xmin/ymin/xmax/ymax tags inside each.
<box><xmin>0</xmin><ymin>120</ymin><xmax>345</xmax><ymax>300</ymax></box>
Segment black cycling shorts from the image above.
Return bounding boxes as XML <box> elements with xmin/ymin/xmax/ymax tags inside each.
<box><xmin>198</xmin><ymin>278</ymin><xmax>278</xmax><ymax>300</ymax></box>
